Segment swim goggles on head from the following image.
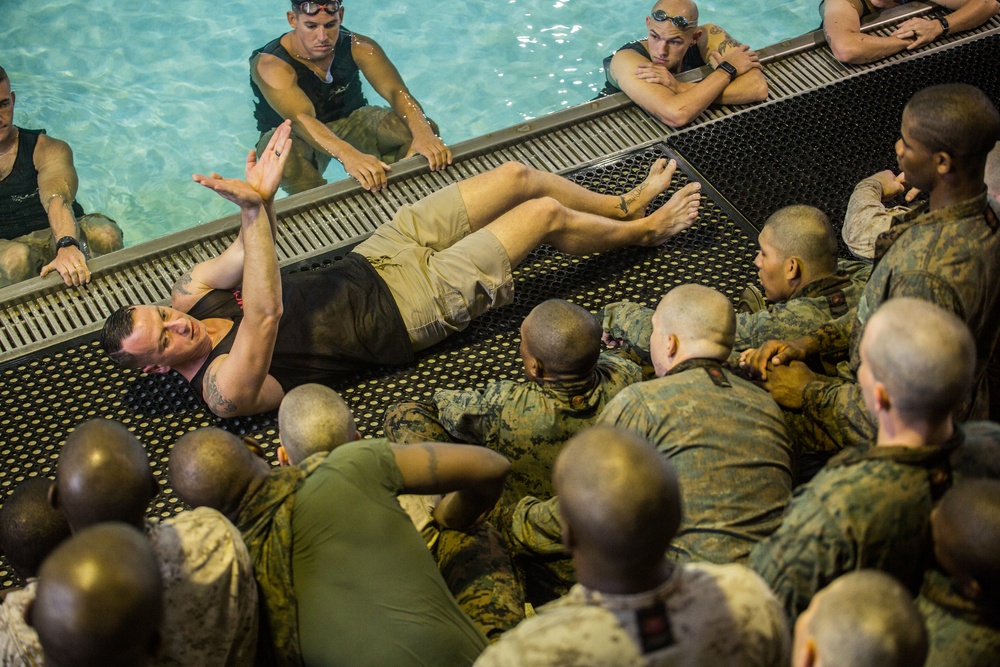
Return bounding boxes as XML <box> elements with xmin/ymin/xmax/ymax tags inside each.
<box><xmin>650</xmin><ymin>10</ymin><xmax>696</xmax><ymax>30</ymax></box>
<box><xmin>296</xmin><ymin>1</ymin><xmax>342</xmax><ymax>16</ymax></box>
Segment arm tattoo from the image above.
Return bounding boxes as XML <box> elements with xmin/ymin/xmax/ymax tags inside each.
<box><xmin>709</xmin><ymin>25</ymin><xmax>723</xmax><ymax>35</ymax></box>
<box><xmin>172</xmin><ymin>272</ymin><xmax>195</xmax><ymax>296</ymax></box>
<box><xmin>419</xmin><ymin>443</ymin><xmax>441</xmax><ymax>485</ymax></box>
<box><xmin>718</xmin><ymin>37</ymin><xmax>740</xmax><ymax>54</ymax></box>
<box><xmin>204</xmin><ymin>366</ymin><xmax>239</xmax><ymax>416</ymax></box>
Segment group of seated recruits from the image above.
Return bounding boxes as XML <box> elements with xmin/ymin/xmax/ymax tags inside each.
<box><xmin>0</xmin><ymin>77</ymin><xmax>992</xmax><ymax>665</ymax></box>
<box><xmin>6</xmin><ymin>0</ymin><xmax>996</xmax><ymax>290</ymax></box>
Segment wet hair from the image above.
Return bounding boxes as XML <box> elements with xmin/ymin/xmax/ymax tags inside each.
<box><xmin>101</xmin><ymin>305</ymin><xmax>144</xmax><ymax>369</ymax></box>
<box><xmin>31</xmin><ymin>522</ymin><xmax>163</xmax><ymax>667</ymax></box>
<box><xmin>763</xmin><ymin>205</ymin><xmax>838</xmax><ymax>275</ymax></box>
<box><xmin>0</xmin><ymin>478</ymin><xmax>71</xmax><ymax>581</ymax></box>
<box><xmin>934</xmin><ymin>479</ymin><xmax>1000</xmax><ymax>608</ymax></box>
<box><xmin>521</xmin><ymin>299</ymin><xmax>602</xmax><ymax>377</ymax></box>
<box><xmin>55</xmin><ymin>419</ymin><xmax>156</xmax><ymax>532</ymax></box>
<box><xmin>807</xmin><ymin>571</ymin><xmax>927</xmax><ymax>667</ymax></box>
<box><xmin>555</xmin><ymin>425</ymin><xmax>682</xmax><ymax>570</ymax></box>
<box><xmin>905</xmin><ymin>84</ymin><xmax>1000</xmax><ymax>174</ymax></box>
<box><xmin>168</xmin><ymin>428</ymin><xmax>258</xmax><ymax>517</ymax></box>
<box><xmin>0</xmin><ymin>66</ymin><xmax>8</xmax><ymax>86</ymax></box>
<box><xmin>864</xmin><ymin>298</ymin><xmax>975</xmax><ymax>422</ymax></box>
<box><xmin>279</xmin><ymin>384</ymin><xmax>357</xmax><ymax>465</ymax></box>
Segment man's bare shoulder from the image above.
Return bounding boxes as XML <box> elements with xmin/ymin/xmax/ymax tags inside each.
<box><xmin>32</xmin><ymin>133</ymin><xmax>72</xmax><ymax>162</ymax></box>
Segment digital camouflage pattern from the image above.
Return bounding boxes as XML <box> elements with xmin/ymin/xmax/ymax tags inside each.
<box><xmin>841</xmin><ymin>177</ymin><xmax>906</xmax><ymax>260</ymax></box>
<box><xmin>504</xmin><ymin>495</ymin><xmax>577</xmax><ymax>602</ymax></box>
<box><xmin>797</xmin><ymin>191</ymin><xmax>1000</xmax><ymax>453</ymax></box>
<box><xmin>599</xmin><ymin>359</ymin><xmax>793</xmax><ymax>565</ymax></box>
<box><xmin>473</xmin><ymin>563</ymin><xmax>790</xmax><ymax>667</ymax></box>
<box><xmin>384</xmin><ymin>353</ymin><xmax>642</xmax><ymax>508</ymax></box>
<box><xmin>601</xmin><ymin>257</ymin><xmax>871</xmax><ymax>369</ymax></box>
<box><xmin>916</xmin><ymin>568</ymin><xmax>1000</xmax><ymax>667</ymax></box>
<box><xmin>749</xmin><ymin>422</ymin><xmax>1000</xmax><ymax>620</ymax></box>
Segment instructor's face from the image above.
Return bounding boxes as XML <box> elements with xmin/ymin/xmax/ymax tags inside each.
<box><xmin>288</xmin><ymin>7</ymin><xmax>344</xmax><ymax>59</ymax></box>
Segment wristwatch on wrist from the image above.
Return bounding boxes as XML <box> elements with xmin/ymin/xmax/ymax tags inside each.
<box><xmin>714</xmin><ymin>61</ymin><xmax>737</xmax><ymax>81</ymax></box>
<box><xmin>55</xmin><ymin>236</ymin><xmax>81</xmax><ymax>251</ymax></box>
<box><xmin>937</xmin><ymin>17</ymin><xmax>950</xmax><ymax>36</ymax></box>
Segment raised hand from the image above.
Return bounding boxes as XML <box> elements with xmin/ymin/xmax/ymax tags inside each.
<box><xmin>246</xmin><ymin>119</ymin><xmax>292</xmax><ymax>202</ymax></box>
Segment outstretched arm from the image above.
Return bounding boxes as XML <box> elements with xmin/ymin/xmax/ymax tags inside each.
<box><xmin>392</xmin><ymin>443</ymin><xmax>510</xmax><ymax>531</ymax></box>
<box><xmin>35</xmin><ymin>136</ymin><xmax>89</xmax><ymax>286</ymax></box>
<box><xmin>184</xmin><ymin>123</ymin><xmax>292</xmax><ymax>417</ymax></box>
<box><xmin>353</xmin><ymin>33</ymin><xmax>452</xmax><ymax>171</ymax></box>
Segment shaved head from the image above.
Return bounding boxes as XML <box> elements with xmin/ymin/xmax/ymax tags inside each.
<box><xmin>933</xmin><ymin>479</ymin><xmax>1000</xmax><ymax>607</ymax></box>
<box><xmin>763</xmin><ymin>205</ymin><xmax>838</xmax><ymax>275</ymax></box>
<box><xmin>652</xmin><ymin>0</ymin><xmax>699</xmax><ymax>24</ymax></box>
<box><xmin>986</xmin><ymin>142</ymin><xmax>1000</xmax><ymax>200</ymax></box>
<box><xmin>0</xmin><ymin>478</ymin><xmax>71</xmax><ymax>580</ymax></box>
<box><xmin>905</xmin><ymin>84</ymin><xmax>1000</xmax><ymax>176</ymax></box>
<box><xmin>521</xmin><ymin>299</ymin><xmax>602</xmax><ymax>378</ymax></box>
<box><xmin>798</xmin><ymin>571</ymin><xmax>927</xmax><ymax>667</ymax></box>
<box><xmin>278</xmin><ymin>384</ymin><xmax>357</xmax><ymax>465</ymax></box>
<box><xmin>168</xmin><ymin>428</ymin><xmax>259</xmax><ymax>518</ymax></box>
<box><xmin>31</xmin><ymin>523</ymin><xmax>163</xmax><ymax>667</ymax></box>
<box><xmin>862</xmin><ymin>298</ymin><xmax>975</xmax><ymax>422</ymax></box>
<box><xmin>55</xmin><ymin>419</ymin><xmax>155</xmax><ymax>532</ymax></box>
<box><xmin>556</xmin><ymin>425</ymin><xmax>681</xmax><ymax>570</ymax></box>
<box><xmin>651</xmin><ymin>284</ymin><xmax>735</xmax><ymax>373</ymax></box>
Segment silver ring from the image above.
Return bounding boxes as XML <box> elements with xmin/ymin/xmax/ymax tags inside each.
<box><xmin>275</xmin><ymin>149</ymin><xmax>282</xmax><ymax>157</ymax></box>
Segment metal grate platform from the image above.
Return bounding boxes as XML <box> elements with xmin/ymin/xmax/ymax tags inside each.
<box><xmin>0</xmin><ymin>6</ymin><xmax>998</xmax><ymax>587</ymax></box>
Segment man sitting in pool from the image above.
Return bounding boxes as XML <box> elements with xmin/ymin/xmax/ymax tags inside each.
<box><xmin>602</xmin><ymin>0</ymin><xmax>768</xmax><ymax>128</ymax></box>
<box><xmin>251</xmin><ymin>0</ymin><xmax>450</xmax><ymax>195</ymax></box>
<box><xmin>0</xmin><ymin>66</ymin><xmax>124</xmax><ymax>289</ymax></box>
<box><xmin>822</xmin><ymin>0</ymin><xmax>998</xmax><ymax>65</ymax></box>
<box><xmin>100</xmin><ymin>121</ymin><xmax>703</xmax><ymax>418</ymax></box>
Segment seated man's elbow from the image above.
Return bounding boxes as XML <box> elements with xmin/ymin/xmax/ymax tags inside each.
<box><xmin>830</xmin><ymin>39</ymin><xmax>873</xmax><ymax>65</ymax></box>
<box><xmin>747</xmin><ymin>75</ymin><xmax>769</xmax><ymax>102</ymax></box>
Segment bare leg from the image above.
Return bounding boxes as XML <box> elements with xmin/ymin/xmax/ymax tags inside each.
<box><xmin>458</xmin><ymin>159</ymin><xmax>685</xmax><ymax>232</ymax></box>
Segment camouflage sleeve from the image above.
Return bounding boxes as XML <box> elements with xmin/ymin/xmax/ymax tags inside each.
<box><xmin>434</xmin><ymin>386</ymin><xmax>505</xmax><ymax>446</ymax></box>
<box><xmin>747</xmin><ymin>490</ymin><xmax>854</xmax><ymax>619</ymax></box>
<box><xmin>842</xmin><ymin>178</ymin><xmax>899</xmax><ymax>261</ymax></box>
<box><xmin>809</xmin><ymin>307</ymin><xmax>855</xmax><ymax>357</ymax></box>
<box><xmin>595</xmin><ymin>387</ymin><xmax>658</xmax><ymax>438</ymax></box>
<box><xmin>798</xmin><ymin>378</ymin><xmax>877</xmax><ymax>453</ymax></box>
<box><xmin>506</xmin><ymin>496</ymin><xmax>566</xmax><ymax>558</ymax></box>
<box><xmin>602</xmin><ymin>301</ymin><xmax>654</xmax><ymax>366</ymax></box>
<box><xmin>888</xmin><ymin>271</ymin><xmax>966</xmax><ymax>320</ymax></box>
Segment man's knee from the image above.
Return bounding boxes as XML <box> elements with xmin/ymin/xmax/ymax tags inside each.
<box><xmin>80</xmin><ymin>214</ymin><xmax>124</xmax><ymax>257</ymax></box>
<box><xmin>383</xmin><ymin>401</ymin><xmax>453</xmax><ymax>443</ymax></box>
<box><xmin>0</xmin><ymin>241</ymin><xmax>36</xmax><ymax>287</ymax></box>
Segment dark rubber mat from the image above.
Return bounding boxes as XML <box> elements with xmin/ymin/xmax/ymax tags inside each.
<box><xmin>0</xmin><ymin>146</ymin><xmax>757</xmax><ymax>587</ymax></box>
<box><xmin>668</xmin><ymin>33</ymin><xmax>1000</xmax><ymax>256</ymax></box>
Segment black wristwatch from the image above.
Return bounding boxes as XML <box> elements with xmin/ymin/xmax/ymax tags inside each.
<box><xmin>55</xmin><ymin>236</ymin><xmax>81</xmax><ymax>251</ymax></box>
<box><xmin>938</xmin><ymin>17</ymin><xmax>950</xmax><ymax>36</ymax></box>
<box><xmin>714</xmin><ymin>61</ymin><xmax>737</xmax><ymax>81</ymax></box>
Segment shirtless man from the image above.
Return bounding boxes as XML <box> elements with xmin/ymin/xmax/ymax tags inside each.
<box><xmin>603</xmin><ymin>0</ymin><xmax>768</xmax><ymax>127</ymax></box>
<box><xmin>101</xmin><ymin>121</ymin><xmax>702</xmax><ymax>418</ymax></box>
<box><xmin>822</xmin><ymin>0</ymin><xmax>999</xmax><ymax>65</ymax></box>
<box><xmin>251</xmin><ymin>0</ymin><xmax>450</xmax><ymax>194</ymax></box>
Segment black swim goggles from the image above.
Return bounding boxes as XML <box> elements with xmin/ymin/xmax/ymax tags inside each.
<box><xmin>295</xmin><ymin>1</ymin><xmax>342</xmax><ymax>16</ymax></box>
<box><xmin>650</xmin><ymin>10</ymin><xmax>696</xmax><ymax>30</ymax></box>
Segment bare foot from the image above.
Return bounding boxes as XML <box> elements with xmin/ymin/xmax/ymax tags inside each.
<box><xmin>618</xmin><ymin>158</ymin><xmax>678</xmax><ymax>220</ymax></box>
<box><xmin>643</xmin><ymin>181</ymin><xmax>702</xmax><ymax>245</ymax></box>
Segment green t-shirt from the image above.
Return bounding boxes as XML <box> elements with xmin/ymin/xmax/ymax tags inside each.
<box><xmin>291</xmin><ymin>438</ymin><xmax>487</xmax><ymax>666</ymax></box>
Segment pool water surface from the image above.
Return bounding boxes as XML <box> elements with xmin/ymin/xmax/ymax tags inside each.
<box><xmin>2</xmin><ymin>0</ymin><xmax>819</xmax><ymax>247</ymax></box>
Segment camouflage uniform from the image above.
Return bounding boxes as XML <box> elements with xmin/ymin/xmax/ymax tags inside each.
<box><xmin>795</xmin><ymin>191</ymin><xmax>1000</xmax><ymax>454</ymax></box>
<box><xmin>599</xmin><ymin>359</ymin><xmax>793</xmax><ymax>564</ymax></box>
<box><xmin>601</xmin><ymin>257</ymin><xmax>871</xmax><ymax>368</ymax></box>
<box><xmin>841</xmin><ymin>177</ymin><xmax>908</xmax><ymax>260</ymax></box>
<box><xmin>748</xmin><ymin>421</ymin><xmax>1000</xmax><ymax>620</ymax></box>
<box><xmin>473</xmin><ymin>562</ymin><xmax>790</xmax><ymax>667</ymax></box>
<box><xmin>916</xmin><ymin>568</ymin><xmax>1000</xmax><ymax>667</ymax></box>
<box><xmin>384</xmin><ymin>353</ymin><xmax>642</xmax><ymax>507</ymax></box>
<box><xmin>0</xmin><ymin>581</ymin><xmax>42</xmax><ymax>666</ymax></box>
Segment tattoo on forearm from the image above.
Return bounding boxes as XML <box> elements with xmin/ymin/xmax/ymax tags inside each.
<box><xmin>173</xmin><ymin>272</ymin><xmax>194</xmax><ymax>296</ymax></box>
<box><xmin>420</xmin><ymin>443</ymin><xmax>441</xmax><ymax>485</ymax></box>
<box><xmin>619</xmin><ymin>183</ymin><xmax>648</xmax><ymax>215</ymax></box>
<box><xmin>718</xmin><ymin>37</ymin><xmax>740</xmax><ymax>54</ymax></box>
<box><xmin>204</xmin><ymin>367</ymin><xmax>239</xmax><ymax>416</ymax></box>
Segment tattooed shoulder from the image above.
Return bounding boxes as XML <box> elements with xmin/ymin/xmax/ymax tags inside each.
<box><xmin>718</xmin><ymin>37</ymin><xmax>741</xmax><ymax>53</ymax></box>
<box><xmin>204</xmin><ymin>366</ymin><xmax>239</xmax><ymax>416</ymax></box>
<box><xmin>173</xmin><ymin>272</ymin><xmax>195</xmax><ymax>296</ymax></box>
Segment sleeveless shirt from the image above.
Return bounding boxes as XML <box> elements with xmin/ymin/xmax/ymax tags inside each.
<box><xmin>602</xmin><ymin>40</ymin><xmax>708</xmax><ymax>96</ymax></box>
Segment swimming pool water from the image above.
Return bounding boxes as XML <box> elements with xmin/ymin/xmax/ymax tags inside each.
<box><xmin>2</xmin><ymin>1</ymin><xmax>819</xmax><ymax>247</ymax></box>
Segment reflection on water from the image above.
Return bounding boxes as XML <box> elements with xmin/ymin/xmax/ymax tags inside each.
<box><xmin>1</xmin><ymin>0</ymin><xmax>817</xmax><ymax>248</ymax></box>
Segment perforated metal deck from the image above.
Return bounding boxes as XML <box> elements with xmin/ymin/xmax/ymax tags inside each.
<box><xmin>0</xmin><ymin>9</ymin><xmax>998</xmax><ymax>587</ymax></box>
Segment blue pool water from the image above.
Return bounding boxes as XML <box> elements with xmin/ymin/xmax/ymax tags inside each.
<box><xmin>2</xmin><ymin>1</ymin><xmax>819</xmax><ymax>247</ymax></box>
